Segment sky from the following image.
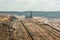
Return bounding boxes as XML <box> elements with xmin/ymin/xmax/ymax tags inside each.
<box><xmin>0</xmin><ymin>0</ymin><xmax>60</xmax><ymax>11</ymax></box>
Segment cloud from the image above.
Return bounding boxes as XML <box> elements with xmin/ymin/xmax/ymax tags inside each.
<box><xmin>0</xmin><ymin>0</ymin><xmax>60</xmax><ymax>11</ymax></box>
<box><xmin>30</xmin><ymin>0</ymin><xmax>60</xmax><ymax>11</ymax></box>
<box><xmin>0</xmin><ymin>0</ymin><xmax>30</xmax><ymax>11</ymax></box>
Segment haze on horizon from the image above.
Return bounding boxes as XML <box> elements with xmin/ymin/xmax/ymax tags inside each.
<box><xmin>0</xmin><ymin>0</ymin><xmax>60</xmax><ymax>11</ymax></box>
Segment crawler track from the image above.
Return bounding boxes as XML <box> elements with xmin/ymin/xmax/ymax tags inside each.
<box><xmin>12</xmin><ymin>21</ymin><xmax>32</xmax><ymax>40</ymax></box>
<box><xmin>21</xmin><ymin>19</ymin><xmax>60</xmax><ymax>40</ymax></box>
<box><xmin>20</xmin><ymin>20</ymin><xmax>34</xmax><ymax>40</ymax></box>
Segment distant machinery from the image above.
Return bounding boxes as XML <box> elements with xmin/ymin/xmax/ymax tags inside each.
<box><xmin>26</xmin><ymin>11</ymin><xmax>32</xmax><ymax>18</ymax></box>
<box><xmin>30</xmin><ymin>12</ymin><xmax>32</xmax><ymax>18</ymax></box>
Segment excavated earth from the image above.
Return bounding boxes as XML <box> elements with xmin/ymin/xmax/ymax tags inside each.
<box><xmin>0</xmin><ymin>15</ymin><xmax>60</xmax><ymax>40</ymax></box>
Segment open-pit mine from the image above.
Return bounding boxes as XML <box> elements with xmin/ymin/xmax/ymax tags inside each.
<box><xmin>0</xmin><ymin>15</ymin><xmax>60</xmax><ymax>40</ymax></box>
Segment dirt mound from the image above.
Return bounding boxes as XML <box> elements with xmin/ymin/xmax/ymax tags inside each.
<box><xmin>0</xmin><ymin>15</ymin><xmax>16</xmax><ymax>40</ymax></box>
<box><xmin>0</xmin><ymin>23</ymin><xmax>12</xmax><ymax>40</ymax></box>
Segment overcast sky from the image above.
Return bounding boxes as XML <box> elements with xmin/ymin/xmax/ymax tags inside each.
<box><xmin>0</xmin><ymin>0</ymin><xmax>60</xmax><ymax>11</ymax></box>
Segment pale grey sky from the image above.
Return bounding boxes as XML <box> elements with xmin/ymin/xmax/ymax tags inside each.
<box><xmin>0</xmin><ymin>0</ymin><xmax>60</xmax><ymax>11</ymax></box>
